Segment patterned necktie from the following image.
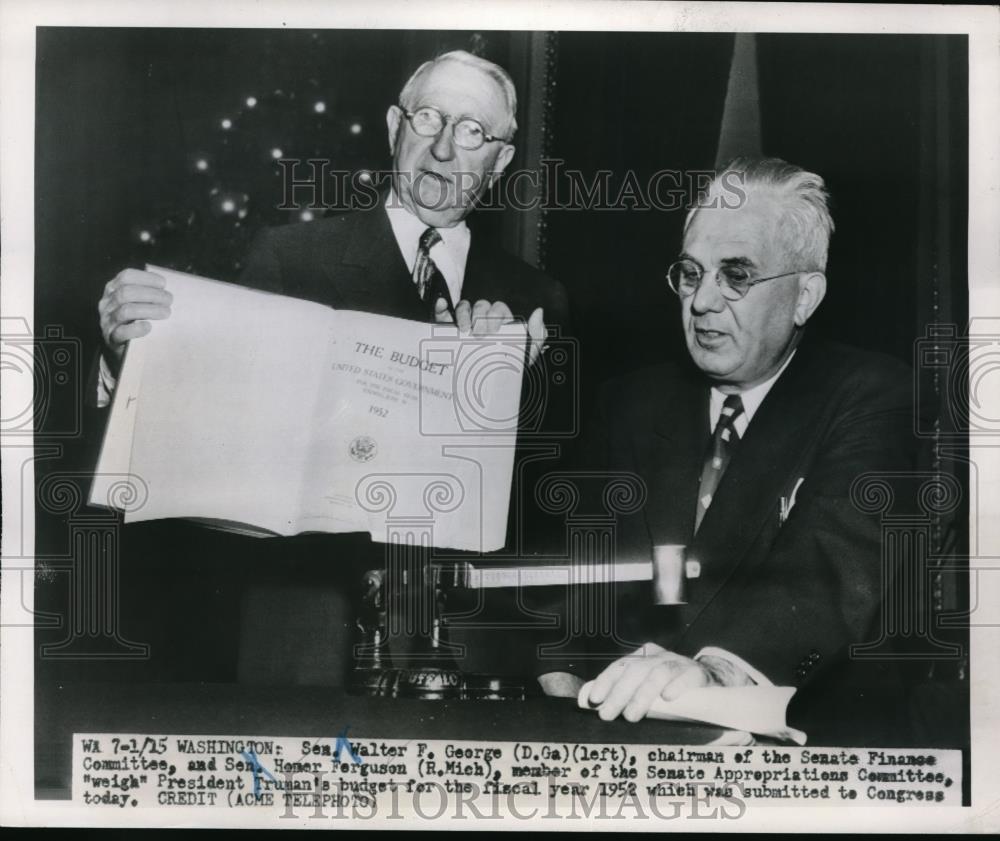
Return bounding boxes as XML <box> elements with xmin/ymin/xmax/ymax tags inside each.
<box><xmin>414</xmin><ymin>227</ymin><xmax>455</xmax><ymax>322</ymax></box>
<box><xmin>694</xmin><ymin>394</ymin><xmax>745</xmax><ymax>532</ymax></box>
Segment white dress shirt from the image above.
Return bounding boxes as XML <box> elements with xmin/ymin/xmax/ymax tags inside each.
<box><xmin>707</xmin><ymin>349</ymin><xmax>797</xmax><ymax>436</ymax></box>
<box><xmin>384</xmin><ymin>188</ymin><xmax>471</xmax><ymax>307</ymax></box>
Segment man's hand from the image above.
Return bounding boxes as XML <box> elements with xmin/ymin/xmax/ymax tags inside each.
<box><xmin>583</xmin><ymin>642</ymin><xmax>751</xmax><ymax>723</ymax></box>
<box><xmin>98</xmin><ymin>269</ymin><xmax>173</xmax><ymax>368</ymax></box>
<box><xmin>537</xmin><ymin>671</ymin><xmax>586</xmax><ymax>699</ymax></box>
<box><xmin>435</xmin><ymin>297</ymin><xmax>547</xmax><ymax>366</ymax></box>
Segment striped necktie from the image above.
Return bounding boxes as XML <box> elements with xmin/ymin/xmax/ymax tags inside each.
<box><xmin>414</xmin><ymin>227</ymin><xmax>455</xmax><ymax>322</ymax></box>
<box><xmin>694</xmin><ymin>394</ymin><xmax>744</xmax><ymax>532</ymax></box>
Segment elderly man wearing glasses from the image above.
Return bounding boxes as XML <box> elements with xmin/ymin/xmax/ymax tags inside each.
<box><xmin>540</xmin><ymin>158</ymin><xmax>918</xmax><ymax>744</ymax></box>
<box><xmin>97</xmin><ymin>49</ymin><xmax>566</xmax><ymax>393</ymax></box>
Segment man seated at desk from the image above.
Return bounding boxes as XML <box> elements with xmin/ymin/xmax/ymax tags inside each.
<box><xmin>539</xmin><ymin>157</ymin><xmax>918</xmax><ymax>743</ymax></box>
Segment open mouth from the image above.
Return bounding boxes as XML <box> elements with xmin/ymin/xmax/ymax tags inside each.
<box><xmin>413</xmin><ymin>170</ymin><xmax>452</xmax><ymax>210</ymax></box>
<box><xmin>694</xmin><ymin>327</ymin><xmax>729</xmax><ymax>347</ymax></box>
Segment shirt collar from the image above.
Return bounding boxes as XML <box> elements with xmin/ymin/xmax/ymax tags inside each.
<box><xmin>709</xmin><ymin>348</ymin><xmax>798</xmax><ymax>429</ymax></box>
<box><xmin>384</xmin><ymin>187</ymin><xmax>470</xmax><ymax>273</ymax></box>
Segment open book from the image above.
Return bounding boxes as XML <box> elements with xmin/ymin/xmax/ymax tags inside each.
<box><xmin>89</xmin><ymin>266</ymin><xmax>527</xmax><ymax>552</ymax></box>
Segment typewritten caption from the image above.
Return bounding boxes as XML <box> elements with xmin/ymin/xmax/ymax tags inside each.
<box><xmin>72</xmin><ymin>734</ymin><xmax>962</xmax><ymax>820</ymax></box>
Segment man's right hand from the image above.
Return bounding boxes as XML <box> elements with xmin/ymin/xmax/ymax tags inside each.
<box><xmin>98</xmin><ymin>269</ymin><xmax>172</xmax><ymax>369</ymax></box>
<box><xmin>435</xmin><ymin>298</ymin><xmax>548</xmax><ymax>366</ymax></box>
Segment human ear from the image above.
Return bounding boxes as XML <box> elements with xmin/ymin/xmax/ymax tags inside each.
<box><xmin>793</xmin><ymin>272</ymin><xmax>827</xmax><ymax>327</ymax></box>
<box><xmin>487</xmin><ymin>143</ymin><xmax>516</xmax><ymax>188</ymax></box>
<box><xmin>386</xmin><ymin>106</ymin><xmax>403</xmax><ymax>154</ymax></box>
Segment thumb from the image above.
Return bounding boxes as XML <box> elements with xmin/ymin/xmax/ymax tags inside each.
<box><xmin>433</xmin><ymin>297</ymin><xmax>454</xmax><ymax>323</ymax></box>
<box><xmin>527</xmin><ymin>307</ymin><xmax>545</xmax><ymax>339</ymax></box>
<box><xmin>527</xmin><ymin>307</ymin><xmax>546</xmax><ymax>366</ymax></box>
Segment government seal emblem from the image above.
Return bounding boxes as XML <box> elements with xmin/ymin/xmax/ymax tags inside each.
<box><xmin>349</xmin><ymin>436</ymin><xmax>377</xmax><ymax>463</ymax></box>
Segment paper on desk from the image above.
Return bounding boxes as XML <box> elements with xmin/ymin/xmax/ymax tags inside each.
<box><xmin>577</xmin><ymin>681</ymin><xmax>807</xmax><ymax>745</ymax></box>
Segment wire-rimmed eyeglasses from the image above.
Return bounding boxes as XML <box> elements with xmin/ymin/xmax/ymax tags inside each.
<box><xmin>666</xmin><ymin>258</ymin><xmax>803</xmax><ymax>302</ymax></box>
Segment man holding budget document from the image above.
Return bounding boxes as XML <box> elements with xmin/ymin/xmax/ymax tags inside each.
<box><xmin>539</xmin><ymin>158</ymin><xmax>920</xmax><ymax>744</ymax></box>
<box><xmin>93</xmin><ymin>50</ymin><xmax>570</xmax><ymax>684</ymax></box>
<box><xmin>97</xmin><ymin>49</ymin><xmax>568</xmax><ymax>387</ymax></box>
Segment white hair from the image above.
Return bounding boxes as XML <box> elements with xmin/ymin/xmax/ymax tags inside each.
<box><xmin>686</xmin><ymin>157</ymin><xmax>835</xmax><ymax>272</ymax></box>
<box><xmin>398</xmin><ymin>49</ymin><xmax>518</xmax><ymax>139</ymax></box>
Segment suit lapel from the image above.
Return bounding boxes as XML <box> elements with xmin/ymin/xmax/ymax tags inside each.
<box><xmin>679</xmin><ymin>340</ymin><xmax>830</xmax><ymax>625</ymax></box>
<box><xmin>640</xmin><ymin>365</ymin><xmax>709</xmax><ymax>546</ymax></box>
<box><xmin>460</xmin><ymin>231</ymin><xmax>495</xmax><ymax>306</ymax></box>
<box><xmin>462</xmin><ymin>231</ymin><xmax>535</xmax><ymax>320</ymax></box>
<box><xmin>331</xmin><ymin>202</ymin><xmax>428</xmax><ymax>321</ymax></box>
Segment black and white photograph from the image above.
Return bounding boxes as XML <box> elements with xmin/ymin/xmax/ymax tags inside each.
<box><xmin>1</xmin><ymin>0</ymin><xmax>998</xmax><ymax>830</ymax></box>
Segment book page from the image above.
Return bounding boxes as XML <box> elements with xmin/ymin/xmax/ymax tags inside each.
<box><xmin>578</xmin><ymin>681</ymin><xmax>808</xmax><ymax>745</ymax></box>
<box><xmin>298</xmin><ymin>312</ymin><xmax>526</xmax><ymax>551</ymax></box>
<box><xmin>92</xmin><ymin>268</ymin><xmax>527</xmax><ymax>549</ymax></box>
<box><xmin>122</xmin><ymin>266</ymin><xmax>336</xmax><ymax>534</ymax></box>
<box><xmin>88</xmin><ymin>332</ymin><xmax>149</xmax><ymax>510</ymax></box>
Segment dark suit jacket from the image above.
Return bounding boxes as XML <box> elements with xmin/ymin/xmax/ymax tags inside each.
<box><xmin>238</xmin><ymin>202</ymin><xmax>569</xmax><ymax>328</ymax></box>
<box><xmin>564</xmin><ymin>335</ymin><xmax>919</xmax><ymax>741</ymax></box>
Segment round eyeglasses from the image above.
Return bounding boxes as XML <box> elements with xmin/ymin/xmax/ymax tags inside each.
<box><xmin>401</xmin><ymin>105</ymin><xmax>507</xmax><ymax>151</ymax></box>
<box><xmin>666</xmin><ymin>258</ymin><xmax>803</xmax><ymax>302</ymax></box>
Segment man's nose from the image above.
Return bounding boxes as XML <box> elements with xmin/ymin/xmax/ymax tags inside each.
<box><xmin>430</xmin><ymin>124</ymin><xmax>457</xmax><ymax>162</ymax></box>
<box><xmin>689</xmin><ymin>272</ymin><xmax>726</xmax><ymax>314</ymax></box>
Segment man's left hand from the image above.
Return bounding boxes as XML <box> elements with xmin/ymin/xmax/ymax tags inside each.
<box><xmin>584</xmin><ymin>642</ymin><xmax>751</xmax><ymax>723</ymax></box>
<box><xmin>435</xmin><ymin>298</ymin><xmax>547</xmax><ymax>366</ymax></box>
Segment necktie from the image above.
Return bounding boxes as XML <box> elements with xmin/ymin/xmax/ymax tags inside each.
<box><xmin>414</xmin><ymin>227</ymin><xmax>456</xmax><ymax>322</ymax></box>
<box><xmin>694</xmin><ymin>394</ymin><xmax>745</xmax><ymax>532</ymax></box>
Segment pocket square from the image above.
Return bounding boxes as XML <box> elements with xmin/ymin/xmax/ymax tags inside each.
<box><xmin>779</xmin><ymin>477</ymin><xmax>806</xmax><ymax>525</ymax></box>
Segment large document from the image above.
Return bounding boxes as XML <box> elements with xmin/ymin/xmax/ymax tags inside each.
<box><xmin>90</xmin><ymin>266</ymin><xmax>527</xmax><ymax>551</ymax></box>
